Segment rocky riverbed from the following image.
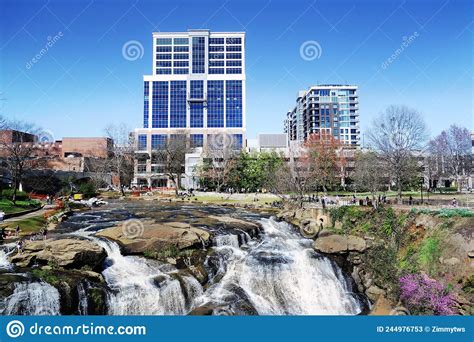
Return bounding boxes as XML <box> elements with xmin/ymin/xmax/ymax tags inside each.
<box><xmin>0</xmin><ymin>200</ymin><xmax>368</xmax><ymax>316</ymax></box>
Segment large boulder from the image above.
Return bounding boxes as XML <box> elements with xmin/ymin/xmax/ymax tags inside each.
<box><xmin>313</xmin><ymin>234</ymin><xmax>367</xmax><ymax>254</ymax></box>
<box><xmin>9</xmin><ymin>238</ymin><xmax>106</xmax><ymax>269</ymax></box>
<box><xmin>96</xmin><ymin>219</ymin><xmax>210</xmax><ymax>254</ymax></box>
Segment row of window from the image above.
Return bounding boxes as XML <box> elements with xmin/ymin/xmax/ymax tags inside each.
<box><xmin>156</xmin><ymin>52</ymin><xmax>242</xmax><ymax>60</ymax></box>
<box><xmin>209</xmin><ymin>45</ymin><xmax>242</xmax><ymax>52</ymax></box>
<box><xmin>156</xmin><ymin>46</ymin><xmax>189</xmax><ymax>52</ymax></box>
<box><xmin>209</xmin><ymin>60</ymin><xmax>242</xmax><ymax>67</ymax></box>
<box><xmin>156</xmin><ymin>68</ymin><xmax>189</xmax><ymax>74</ymax></box>
<box><xmin>156</xmin><ymin>37</ymin><xmax>242</xmax><ymax>46</ymax></box>
<box><xmin>144</xmin><ymin>80</ymin><xmax>243</xmax><ymax>128</ymax></box>
<box><xmin>138</xmin><ymin>133</ymin><xmax>243</xmax><ymax>150</ymax></box>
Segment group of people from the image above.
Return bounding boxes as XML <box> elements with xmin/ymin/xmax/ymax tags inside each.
<box><xmin>0</xmin><ymin>225</ymin><xmax>21</xmax><ymax>241</ymax></box>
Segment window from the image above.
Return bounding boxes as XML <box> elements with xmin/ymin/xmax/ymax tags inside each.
<box><xmin>156</xmin><ymin>54</ymin><xmax>172</xmax><ymax>60</ymax></box>
<box><xmin>226</xmin><ymin>80</ymin><xmax>242</xmax><ymax>128</ymax></box>
<box><xmin>173</xmin><ymin>45</ymin><xmax>188</xmax><ymax>52</ymax></box>
<box><xmin>152</xmin><ymin>81</ymin><xmax>168</xmax><ymax>128</ymax></box>
<box><xmin>207</xmin><ymin>80</ymin><xmax>224</xmax><ymax>128</ymax></box>
<box><xmin>226</xmin><ymin>37</ymin><xmax>241</xmax><ymax>44</ymax></box>
<box><xmin>209</xmin><ymin>45</ymin><xmax>224</xmax><ymax>52</ymax></box>
<box><xmin>209</xmin><ymin>53</ymin><xmax>224</xmax><ymax>59</ymax></box>
<box><xmin>151</xmin><ymin>134</ymin><xmax>167</xmax><ymax>150</ymax></box>
<box><xmin>226</xmin><ymin>68</ymin><xmax>242</xmax><ymax>74</ymax></box>
<box><xmin>138</xmin><ymin>134</ymin><xmax>147</xmax><ymax>150</ymax></box>
<box><xmin>156</xmin><ymin>46</ymin><xmax>172</xmax><ymax>52</ymax></box>
<box><xmin>226</xmin><ymin>60</ymin><xmax>241</xmax><ymax>66</ymax></box>
<box><xmin>226</xmin><ymin>53</ymin><xmax>242</xmax><ymax>59</ymax></box>
<box><xmin>173</xmin><ymin>61</ymin><xmax>188</xmax><ymax>67</ymax></box>
<box><xmin>156</xmin><ymin>68</ymin><xmax>171</xmax><ymax>74</ymax></box>
<box><xmin>156</xmin><ymin>61</ymin><xmax>171</xmax><ymax>67</ymax></box>
<box><xmin>226</xmin><ymin>45</ymin><xmax>241</xmax><ymax>51</ymax></box>
<box><xmin>209</xmin><ymin>38</ymin><xmax>224</xmax><ymax>45</ymax></box>
<box><xmin>190</xmin><ymin>134</ymin><xmax>204</xmax><ymax>148</ymax></box>
<box><xmin>190</xmin><ymin>80</ymin><xmax>204</xmax><ymax>128</ymax></box>
<box><xmin>209</xmin><ymin>60</ymin><xmax>225</xmax><ymax>67</ymax></box>
<box><xmin>173</xmin><ymin>68</ymin><xmax>188</xmax><ymax>74</ymax></box>
<box><xmin>192</xmin><ymin>37</ymin><xmax>205</xmax><ymax>74</ymax></box>
<box><xmin>143</xmin><ymin>82</ymin><xmax>149</xmax><ymax>128</ymax></box>
<box><xmin>173</xmin><ymin>37</ymin><xmax>189</xmax><ymax>45</ymax></box>
<box><xmin>232</xmin><ymin>134</ymin><xmax>243</xmax><ymax>149</ymax></box>
<box><xmin>156</xmin><ymin>38</ymin><xmax>172</xmax><ymax>45</ymax></box>
<box><xmin>174</xmin><ymin>53</ymin><xmax>188</xmax><ymax>60</ymax></box>
<box><xmin>209</xmin><ymin>68</ymin><xmax>224</xmax><ymax>74</ymax></box>
<box><xmin>170</xmin><ymin>81</ymin><xmax>187</xmax><ymax>128</ymax></box>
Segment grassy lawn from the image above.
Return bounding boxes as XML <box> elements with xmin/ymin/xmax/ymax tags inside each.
<box><xmin>0</xmin><ymin>214</ymin><xmax>46</xmax><ymax>235</ymax></box>
<box><xmin>0</xmin><ymin>199</ymin><xmax>41</xmax><ymax>215</ymax></box>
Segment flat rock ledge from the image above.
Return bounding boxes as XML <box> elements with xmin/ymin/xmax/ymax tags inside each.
<box><xmin>9</xmin><ymin>238</ymin><xmax>106</xmax><ymax>269</ymax></box>
<box><xmin>313</xmin><ymin>234</ymin><xmax>367</xmax><ymax>254</ymax></box>
<box><xmin>96</xmin><ymin>220</ymin><xmax>211</xmax><ymax>254</ymax></box>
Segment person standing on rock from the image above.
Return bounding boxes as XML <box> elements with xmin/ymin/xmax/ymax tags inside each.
<box><xmin>16</xmin><ymin>239</ymin><xmax>23</xmax><ymax>255</ymax></box>
<box><xmin>15</xmin><ymin>225</ymin><xmax>21</xmax><ymax>237</ymax></box>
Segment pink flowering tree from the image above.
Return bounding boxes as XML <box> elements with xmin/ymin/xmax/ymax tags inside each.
<box><xmin>399</xmin><ymin>273</ymin><xmax>456</xmax><ymax>315</ymax></box>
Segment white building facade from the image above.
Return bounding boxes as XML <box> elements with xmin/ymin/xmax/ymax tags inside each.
<box><xmin>134</xmin><ymin>29</ymin><xmax>246</xmax><ymax>188</ymax></box>
<box><xmin>285</xmin><ymin>85</ymin><xmax>359</xmax><ymax>146</ymax></box>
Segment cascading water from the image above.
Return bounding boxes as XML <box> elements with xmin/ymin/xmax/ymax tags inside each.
<box><xmin>195</xmin><ymin>217</ymin><xmax>363</xmax><ymax>315</ymax></box>
<box><xmin>1</xmin><ymin>282</ymin><xmax>60</xmax><ymax>315</ymax></box>
<box><xmin>0</xmin><ymin>244</ymin><xmax>15</xmax><ymax>271</ymax></box>
<box><xmin>87</xmin><ymin>236</ymin><xmax>203</xmax><ymax>315</ymax></box>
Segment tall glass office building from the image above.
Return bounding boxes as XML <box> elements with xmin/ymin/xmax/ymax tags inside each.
<box><xmin>284</xmin><ymin>85</ymin><xmax>359</xmax><ymax>146</ymax></box>
<box><xmin>134</xmin><ymin>29</ymin><xmax>246</xmax><ymax>188</ymax></box>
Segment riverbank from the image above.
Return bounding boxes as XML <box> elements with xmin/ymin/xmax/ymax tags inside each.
<box><xmin>275</xmin><ymin>205</ymin><xmax>474</xmax><ymax>316</ymax></box>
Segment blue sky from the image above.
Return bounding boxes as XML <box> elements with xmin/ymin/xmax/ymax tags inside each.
<box><xmin>0</xmin><ymin>0</ymin><xmax>472</xmax><ymax>143</ymax></box>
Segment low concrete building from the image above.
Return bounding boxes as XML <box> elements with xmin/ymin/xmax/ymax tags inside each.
<box><xmin>61</xmin><ymin>137</ymin><xmax>112</xmax><ymax>159</ymax></box>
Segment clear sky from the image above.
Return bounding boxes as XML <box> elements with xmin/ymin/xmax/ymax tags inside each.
<box><xmin>0</xmin><ymin>0</ymin><xmax>472</xmax><ymax>143</ymax></box>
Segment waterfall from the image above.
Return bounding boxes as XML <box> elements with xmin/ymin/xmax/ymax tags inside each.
<box><xmin>214</xmin><ymin>234</ymin><xmax>240</xmax><ymax>248</ymax></box>
<box><xmin>93</xmin><ymin>237</ymin><xmax>203</xmax><ymax>315</ymax></box>
<box><xmin>195</xmin><ymin>217</ymin><xmax>363</xmax><ymax>315</ymax></box>
<box><xmin>77</xmin><ymin>281</ymin><xmax>89</xmax><ymax>315</ymax></box>
<box><xmin>0</xmin><ymin>244</ymin><xmax>15</xmax><ymax>271</ymax></box>
<box><xmin>1</xmin><ymin>282</ymin><xmax>60</xmax><ymax>315</ymax></box>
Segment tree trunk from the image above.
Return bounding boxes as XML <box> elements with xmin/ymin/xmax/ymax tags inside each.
<box><xmin>397</xmin><ymin>176</ymin><xmax>402</xmax><ymax>204</ymax></box>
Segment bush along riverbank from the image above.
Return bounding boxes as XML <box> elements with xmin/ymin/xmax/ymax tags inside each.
<box><xmin>276</xmin><ymin>205</ymin><xmax>474</xmax><ymax>315</ymax></box>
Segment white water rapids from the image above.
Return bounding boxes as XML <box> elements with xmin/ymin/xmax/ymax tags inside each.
<box><xmin>0</xmin><ymin>212</ymin><xmax>364</xmax><ymax>316</ymax></box>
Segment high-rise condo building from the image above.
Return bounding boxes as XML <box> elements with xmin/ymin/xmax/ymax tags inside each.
<box><xmin>284</xmin><ymin>85</ymin><xmax>359</xmax><ymax>146</ymax></box>
<box><xmin>134</xmin><ymin>29</ymin><xmax>246</xmax><ymax>188</ymax></box>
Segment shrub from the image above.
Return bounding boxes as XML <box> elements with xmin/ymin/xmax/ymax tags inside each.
<box><xmin>399</xmin><ymin>273</ymin><xmax>456</xmax><ymax>315</ymax></box>
<box><xmin>418</xmin><ymin>236</ymin><xmax>442</xmax><ymax>275</ymax></box>
<box><xmin>79</xmin><ymin>182</ymin><xmax>96</xmax><ymax>198</ymax></box>
<box><xmin>1</xmin><ymin>189</ymin><xmax>29</xmax><ymax>201</ymax></box>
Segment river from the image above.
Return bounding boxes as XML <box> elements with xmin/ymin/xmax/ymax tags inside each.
<box><xmin>0</xmin><ymin>201</ymin><xmax>367</xmax><ymax>315</ymax></box>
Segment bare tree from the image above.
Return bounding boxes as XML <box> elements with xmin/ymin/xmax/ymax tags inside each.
<box><xmin>104</xmin><ymin>123</ymin><xmax>135</xmax><ymax>196</ymax></box>
<box><xmin>153</xmin><ymin>133</ymin><xmax>191</xmax><ymax>196</ymax></box>
<box><xmin>429</xmin><ymin>125</ymin><xmax>471</xmax><ymax>192</ymax></box>
<box><xmin>198</xmin><ymin>135</ymin><xmax>238</xmax><ymax>192</ymax></box>
<box><xmin>353</xmin><ymin>150</ymin><xmax>385</xmax><ymax>206</ymax></box>
<box><xmin>367</xmin><ymin>105</ymin><xmax>427</xmax><ymax>202</ymax></box>
<box><xmin>0</xmin><ymin>119</ymin><xmax>42</xmax><ymax>203</ymax></box>
<box><xmin>267</xmin><ymin>144</ymin><xmax>311</xmax><ymax>207</ymax></box>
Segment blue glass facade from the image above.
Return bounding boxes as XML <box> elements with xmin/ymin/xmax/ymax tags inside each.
<box><xmin>152</xmin><ymin>81</ymin><xmax>168</xmax><ymax>128</ymax></box>
<box><xmin>190</xmin><ymin>134</ymin><xmax>204</xmax><ymax>147</ymax></box>
<box><xmin>190</xmin><ymin>80</ymin><xmax>204</xmax><ymax>128</ymax></box>
<box><xmin>170</xmin><ymin>81</ymin><xmax>187</xmax><ymax>128</ymax></box>
<box><xmin>207</xmin><ymin>80</ymin><xmax>224</xmax><ymax>128</ymax></box>
<box><xmin>225</xmin><ymin>80</ymin><xmax>242</xmax><ymax>127</ymax></box>
<box><xmin>192</xmin><ymin>37</ymin><xmax>205</xmax><ymax>74</ymax></box>
<box><xmin>138</xmin><ymin>134</ymin><xmax>147</xmax><ymax>150</ymax></box>
<box><xmin>151</xmin><ymin>134</ymin><xmax>167</xmax><ymax>150</ymax></box>
<box><xmin>143</xmin><ymin>81</ymin><xmax>149</xmax><ymax>128</ymax></box>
